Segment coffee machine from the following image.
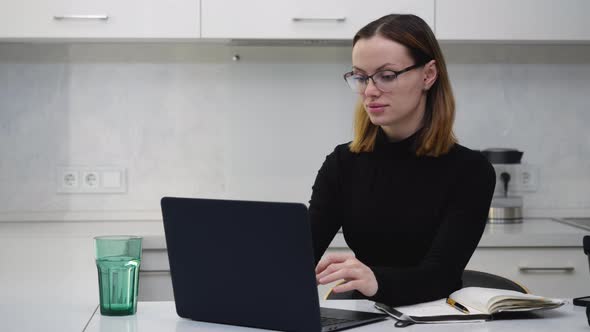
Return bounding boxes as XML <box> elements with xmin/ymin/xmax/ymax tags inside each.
<box><xmin>481</xmin><ymin>148</ymin><xmax>524</xmax><ymax>224</ymax></box>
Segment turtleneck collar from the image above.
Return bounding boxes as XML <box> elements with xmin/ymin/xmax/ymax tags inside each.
<box><xmin>374</xmin><ymin>127</ymin><xmax>423</xmax><ymax>157</ymax></box>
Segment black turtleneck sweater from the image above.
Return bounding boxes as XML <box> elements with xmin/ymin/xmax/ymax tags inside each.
<box><xmin>309</xmin><ymin>129</ymin><xmax>496</xmax><ymax>306</ymax></box>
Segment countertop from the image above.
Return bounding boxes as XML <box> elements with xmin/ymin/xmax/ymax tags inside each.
<box><xmin>327</xmin><ymin>218</ymin><xmax>590</xmax><ymax>248</ymax></box>
<box><xmin>476</xmin><ymin>218</ymin><xmax>589</xmax><ymax>247</ymax></box>
<box><xmin>0</xmin><ymin>218</ymin><xmax>587</xmax><ymax>250</ymax></box>
<box><xmin>146</xmin><ymin>218</ymin><xmax>589</xmax><ymax>249</ymax></box>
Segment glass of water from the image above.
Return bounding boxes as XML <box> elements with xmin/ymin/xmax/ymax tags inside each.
<box><xmin>94</xmin><ymin>235</ymin><xmax>142</xmax><ymax>316</ymax></box>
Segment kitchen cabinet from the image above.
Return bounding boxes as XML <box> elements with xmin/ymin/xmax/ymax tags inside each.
<box><xmin>0</xmin><ymin>0</ymin><xmax>200</xmax><ymax>39</ymax></box>
<box><xmin>436</xmin><ymin>0</ymin><xmax>590</xmax><ymax>41</ymax></box>
<box><xmin>2</xmin><ymin>0</ymin><xmax>588</xmax><ymax>42</ymax></box>
<box><xmin>139</xmin><ymin>248</ymin><xmax>174</xmax><ymax>301</ymax></box>
<box><xmin>200</xmin><ymin>0</ymin><xmax>434</xmax><ymax>40</ymax></box>
<box><xmin>465</xmin><ymin>219</ymin><xmax>589</xmax><ymax>298</ymax></box>
<box><xmin>466</xmin><ymin>248</ymin><xmax>588</xmax><ymax>298</ymax></box>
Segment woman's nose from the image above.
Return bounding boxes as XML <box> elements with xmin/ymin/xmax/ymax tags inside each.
<box><xmin>363</xmin><ymin>79</ymin><xmax>381</xmax><ymax>97</ymax></box>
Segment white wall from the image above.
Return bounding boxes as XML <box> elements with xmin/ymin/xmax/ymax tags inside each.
<box><xmin>1</xmin><ymin>42</ymin><xmax>589</xmax><ymax>221</ymax></box>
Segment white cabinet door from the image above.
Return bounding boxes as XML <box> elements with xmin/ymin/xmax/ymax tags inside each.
<box><xmin>436</xmin><ymin>0</ymin><xmax>590</xmax><ymax>41</ymax></box>
<box><xmin>0</xmin><ymin>0</ymin><xmax>200</xmax><ymax>39</ymax></box>
<box><xmin>139</xmin><ymin>249</ymin><xmax>174</xmax><ymax>301</ymax></box>
<box><xmin>467</xmin><ymin>248</ymin><xmax>588</xmax><ymax>298</ymax></box>
<box><xmin>201</xmin><ymin>0</ymin><xmax>434</xmax><ymax>39</ymax></box>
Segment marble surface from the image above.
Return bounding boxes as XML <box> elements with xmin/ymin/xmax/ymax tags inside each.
<box><xmin>0</xmin><ymin>217</ymin><xmax>586</xmax><ymax>250</ymax></box>
<box><xmin>2</xmin><ymin>43</ymin><xmax>590</xmax><ymax>221</ymax></box>
<box><xmin>327</xmin><ymin>218</ymin><xmax>590</xmax><ymax>248</ymax></box>
<box><xmin>84</xmin><ymin>300</ymin><xmax>589</xmax><ymax>332</ymax></box>
<box><xmin>477</xmin><ymin>218</ymin><xmax>589</xmax><ymax>247</ymax></box>
<box><xmin>0</xmin><ymin>234</ymin><xmax>98</xmax><ymax>332</ymax></box>
<box><xmin>154</xmin><ymin>217</ymin><xmax>589</xmax><ymax>249</ymax></box>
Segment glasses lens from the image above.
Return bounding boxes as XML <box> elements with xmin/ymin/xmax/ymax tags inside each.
<box><xmin>373</xmin><ymin>70</ymin><xmax>397</xmax><ymax>93</ymax></box>
<box><xmin>344</xmin><ymin>73</ymin><xmax>366</xmax><ymax>93</ymax></box>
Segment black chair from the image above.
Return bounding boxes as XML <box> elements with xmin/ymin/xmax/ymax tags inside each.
<box><xmin>462</xmin><ymin>270</ymin><xmax>528</xmax><ymax>293</ymax></box>
<box><xmin>324</xmin><ymin>269</ymin><xmax>528</xmax><ymax>300</ymax></box>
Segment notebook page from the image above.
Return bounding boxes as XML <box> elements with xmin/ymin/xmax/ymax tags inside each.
<box><xmin>394</xmin><ymin>298</ymin><xmax>478</xmax><ymax>317</ymax></box>
<box><xmin>451</xmin><ymin>287</ymin><xmax>517</xmax><ymax>313</ymax></box>
<box><xmin>451</xmin><ymin>287</ymin><xmax>556</xmax><ymax>314</ymax></box>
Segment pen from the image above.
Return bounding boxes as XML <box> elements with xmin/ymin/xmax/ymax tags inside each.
<box><xmin>446</xmin><ymin>298</ymin><xmax>470</xmax><ymax>314</ymax></box>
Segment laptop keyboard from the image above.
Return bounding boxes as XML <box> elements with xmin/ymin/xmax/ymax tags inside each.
<box><xmin>320</xmin><ymin>316</ymin><xmax>354</xmax><ymax>326</ymax></box>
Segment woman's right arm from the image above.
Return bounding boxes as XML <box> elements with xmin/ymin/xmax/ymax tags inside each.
<box><xmin>309</xmin><ymin>149</ymin><xmax>344</xmax><ymax>264</ymax></box>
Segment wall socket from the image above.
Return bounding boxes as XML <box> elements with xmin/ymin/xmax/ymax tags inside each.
<box><xmin>57</xmin><ymin>166</ymin><xmax>127</xmax><ymax>194</ymax></box>
<box><xmin>492</xmin><ymin>163</ymin><xmax>539</xmax><ymax>194</ymax></box>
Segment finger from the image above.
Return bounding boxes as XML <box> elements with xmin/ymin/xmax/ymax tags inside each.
<box><xmin>315</xmin><ymin>254</ymin><xmax>351</xmax><ymax>274</ymax></box>
<box><xmin>332</xmin><ymin>280</ymin><xmax>362</xmax><ymax>293</ymax></box>
<box><xmin>318</xmin><ymin>268</ymin><xmax>362</xmax><ymax>285</ymax></box>
<box><xmin>317</xmin><ymin>256</ymin><xmax>363</xmax><ymax>279</ymax></box>
<box><xmin>315</xmin><ymin>253</ymin><xmax>355</xmax><ymax>274</ymax></box>
<box><xmin>316</xmin><ymin>262</ymin><xmax>346</xmax><ymax>281</ymax></box>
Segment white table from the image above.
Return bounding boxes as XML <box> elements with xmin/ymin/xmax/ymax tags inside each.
<box><xmin>0</xmin><ymin>221</ymin><xmax>163</xmax><ymax>332</ymax></box>
<box><xmin>84</xmin><ymin>300</ymin><xmax>590</xmax><ymax>332</ymax></box>
<box><xmin>0</xmin><ymin>235</ymin><xmax>98</xmax><ymax>332</ymax></box>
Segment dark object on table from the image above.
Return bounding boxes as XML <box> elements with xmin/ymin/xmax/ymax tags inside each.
<box><xmin>573</xmin><ymin>236</ymin><xmax>590</xmax><ymax>326</ymax></box>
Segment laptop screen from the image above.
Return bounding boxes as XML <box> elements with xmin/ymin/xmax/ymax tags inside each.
<box><xmin>161</xmin><ymin>197</ymin><xmax>323</xmax><ymax>331</ymax></box>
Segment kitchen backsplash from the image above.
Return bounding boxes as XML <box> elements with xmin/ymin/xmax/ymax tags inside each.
<box><xmin>1</xmin><ymin>43</ymin><xmax>589</xmax><ymax>220</ymax></box>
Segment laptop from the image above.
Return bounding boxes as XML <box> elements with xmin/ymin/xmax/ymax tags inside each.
<box><xmin>160</xmin><ymin>197</ymin><xmax>387</xmax><ymax>332</ymax></box>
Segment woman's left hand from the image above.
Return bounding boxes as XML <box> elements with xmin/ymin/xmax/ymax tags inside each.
<box><xmin>315</xmin><ymin>253</ymin><xmax>378</xmax><ymax>297</ymax></box>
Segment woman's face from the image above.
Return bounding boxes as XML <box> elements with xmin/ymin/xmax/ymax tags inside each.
<box><xmin>351</xmin><ymin>35</ymin><xmax>436</xmax><ymax>139</ymax></box>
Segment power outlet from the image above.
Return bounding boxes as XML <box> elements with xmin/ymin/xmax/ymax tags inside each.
<box><xmin>81</xmin><ymin>171</ymin><xmax>100</xmax><ymax>189</ymax></box>
<box><xmin>517</xmin><ymin>164</ymin><xmax>539</xmax><ymax>192</ymax></box>
<box><xmin>56</xmin><ymin>166</ymin><xmax>127</xmax><ymax>194</ymax></box>
<box><xmin>57</xmin><ymin>168</ymin><xmax>79</xmax><ymax>192</ymax></box>
<box><xmin>492</xmin><ymin>164</ymin><xmax>539</xmax><ymax>194</ymax></box>
<box><xmin>493</xmin><ymin>165</ymin><xmax>515</xmax><ymax>195</ymax></box>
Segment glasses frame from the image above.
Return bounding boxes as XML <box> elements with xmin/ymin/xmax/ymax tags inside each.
<box><xmin>343</xmin><ymin>63</ymin><xmax>425</xmax><ymax>93</ymax></box>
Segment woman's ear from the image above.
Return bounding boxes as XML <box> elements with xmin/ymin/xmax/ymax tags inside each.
<box><xmin>423</xmin><ymin>59</ymin><xmax>438</xmax><ymax>91</ymax></box>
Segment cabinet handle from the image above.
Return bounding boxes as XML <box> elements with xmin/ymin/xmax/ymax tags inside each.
<box><xmin>53</xmin><ymin>15</ymin><xmax>109</xmax><ymax>21</ymax></box>
<box><xmin>518</xmin><ymin>266</ymin><xmax>575</xmax><ymax>272</ymax></box>
<box><xmin>140</xmin><ymin>269</ymin><xmax>170</xmax><ymax>273</ymax></box>
<box><xmin>292</xmin><ymin>17</ymin><xmax>346</xmax><ymax>23</ymax></box>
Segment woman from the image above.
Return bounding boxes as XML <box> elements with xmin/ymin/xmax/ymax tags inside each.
<box><xmin>311</xmin><ymin>14</ymin><xmax>496</xmax><ymax>306</ymax></box>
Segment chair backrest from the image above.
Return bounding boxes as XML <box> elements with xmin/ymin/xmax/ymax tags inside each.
<box><xmin>461</xmin><ymin>270</ymin><xmax>529</xmax><ymax>293</ymax></box>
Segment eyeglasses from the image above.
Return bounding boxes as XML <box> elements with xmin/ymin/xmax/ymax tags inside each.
<box><xmin>343</xmin><ymin>63</ymin><xmax>425</xmax><ymax>93</ymax></box>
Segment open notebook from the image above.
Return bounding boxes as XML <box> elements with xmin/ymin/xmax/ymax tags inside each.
<box><xmin>374</xmin><ymin>287</ymin><xmax>565</xmax><ymax>327</ymax></box>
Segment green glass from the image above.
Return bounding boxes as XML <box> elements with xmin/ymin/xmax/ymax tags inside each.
<box><xmin>94</xmin><ymin>235</ymin><xmax>142</xmax><ymax>316</ymax></box>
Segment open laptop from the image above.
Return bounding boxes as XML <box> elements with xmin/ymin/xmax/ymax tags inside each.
<box><xmin>160</xmin><ymin>197</ymin><xmax>387</xmax><ymax>332</ymax></box>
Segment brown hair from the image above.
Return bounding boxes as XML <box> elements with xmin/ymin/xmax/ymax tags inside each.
<box><xmin>348</xmin><ymin>14</ymin><xmax>457</xmax><ymax>157</ymax></box>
